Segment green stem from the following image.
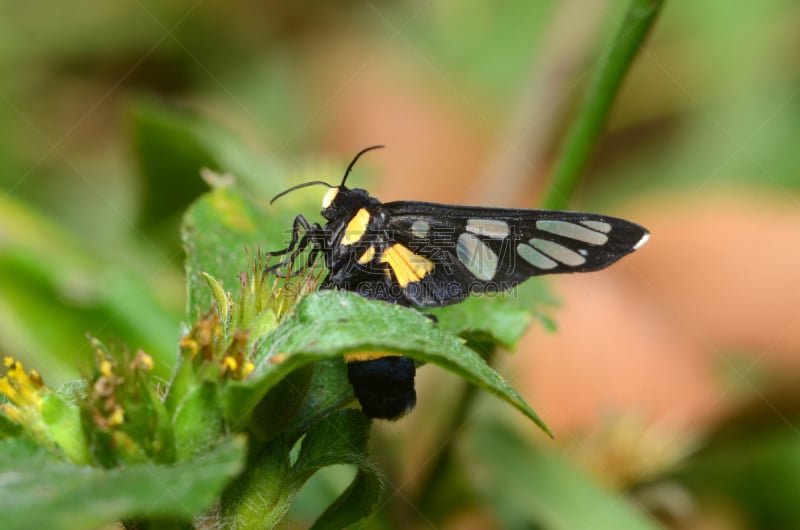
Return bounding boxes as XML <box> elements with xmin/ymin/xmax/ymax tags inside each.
<box><xmin>542</xmin><ymin>0</ymin><xmax>665</xmax><ymax>210</ymax></box>
<box><xmin>416</xmin><ymin>348</ymin><xmax>492</xmax><ymax>519</ymax></box>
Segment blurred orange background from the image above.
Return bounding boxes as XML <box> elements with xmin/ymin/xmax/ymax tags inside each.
<box><xmin>2</xmin><ymin>1</ymin><xmax>800</xmax><ymax>527</ymax></box>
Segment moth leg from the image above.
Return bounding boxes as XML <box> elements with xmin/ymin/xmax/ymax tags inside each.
<box><xmin>265</xmin><ymin>215</ymin><xmax>313</xmax><ymax>258</ymax></box>
<box><xmin>304</xmin><ymin>243</ymin><xmax>323</xmax><ymax>269</ymax></box>
<box><xmin>265</xmin><ymin>215</ymin><xmax>323</xmax><ymax>275</ymax></box>
<box><xmin>422</xmin><ymin>313</ymin><xmax>438</xmax><ymax>325</ymax></box>
<box><xmin>266</xmin><ymin>233</ymin><xmax>316</xmax><ymax>275</ymax></box>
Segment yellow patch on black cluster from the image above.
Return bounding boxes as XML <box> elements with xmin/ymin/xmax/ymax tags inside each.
<box><xmin>341</xmin><ymin>208</ymin><xmax>370</xmax><ymax>246</ymax></box>
<box><xmin>357</xmin><ymin>246</ymin><xmax>375</xmax><ymax>264</ymax></box>
<box><xmin>379</xmin><ymin>243</ymin><xmax>434</xmax><ymax>287</ymax></box>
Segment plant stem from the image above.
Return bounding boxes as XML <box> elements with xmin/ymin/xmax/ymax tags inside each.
<box><xmin>541</xmin><ymin>0</ymin><xmax>665</xmax><ymax>210</ymax></box>
<box><xmin>413</xmin><ymin>0</ymin><xmax>666</xmax><ymax>522</ymax></box>
<box><xmin>416</xmin><ymin>348</ymin><xmax>491</xmax><ymax>519</ymax></box>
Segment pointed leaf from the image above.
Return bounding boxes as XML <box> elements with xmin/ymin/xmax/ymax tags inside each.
<box><xmin>430</xmin><ymin>278</ymin><xmax>557</xmax><ymax>350</ymax></box>
<box><xmin>291</xmin><ymin>410</ymin><xmax>374</xmax><ymax>483</ymax></box>
<box><xmin>0</xmin><ymin>436</ymin><xmax>246</xmax><ymax>530</ymax></box>
<box><xmin>290</xmin><ymin>410</ymin><xmax>382</xmax><ymax>530</ymax></box>
<box><xmin>220</xmin><ymin>436</ymin><xmax>294</xmax><ymax>530</ymax></box>
<box><xmin>181</xmin><ymin>185</ymin><xmax>316</xmax><ymax>320</ymax></box>
<box><xmin>309</xmin><ymin>468</ymin><xmax>383</xmax><ymax>530</ymax></box>
<box><xmin>286</xmin><ymin>359</ymin><xmax>353</xmax><ymax>442</ymax></box>
<box><xmin>225</xmin><ymin>291</ymin><xmax>550</xmax><ymax>435</ymax></box>
<box><xmin>467</xmin><ymin>418</ymin><xmax>661</xmax><ymax>530</ymax></box>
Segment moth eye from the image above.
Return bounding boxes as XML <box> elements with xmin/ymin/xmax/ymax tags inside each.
<box><xmin>322</xmin><ymin>187</ymin><xmax>339</xmax><ymax>209</ymax></box>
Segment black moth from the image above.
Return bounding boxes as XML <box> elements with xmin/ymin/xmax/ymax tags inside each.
<box><xmin>268</xmin><ymin>146</ymin><xmax>649</xmax><ymax>420</ymax></box>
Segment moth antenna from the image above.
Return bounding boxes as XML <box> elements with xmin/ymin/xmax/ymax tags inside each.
<box><xmin>340</xmin><ymin>145</ymin><xmax>385</xmax><ymax>187</ymax></box>
<box><xmin>270</xmin><ymin>180</ymin><xmax>333</xmax><ymax>205</ymax></box>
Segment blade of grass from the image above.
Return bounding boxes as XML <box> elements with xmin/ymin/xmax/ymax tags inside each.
<box><xmin>542</xmin><ymin>0</ymin><xmax>665</xmax><ymax>210</ymax></box>
<box><xmin>415</xmin><ymin>2</ymin><xmax>666</xmax><ymax>524</ymax></box>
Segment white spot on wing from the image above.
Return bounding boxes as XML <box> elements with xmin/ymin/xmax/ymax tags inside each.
<box><xmin>466</xmin><ymin>219</ymin><xmax>509</xmax><ymax>239</ymax></box>
<box><xmin>410</xmin><ymin>220</ymin><xmax>430</xmax><ymax>239</ymax></box>
<box><xmin>536</xmin><ymin>220</ymin><xmax>608</xmax><ymax>245</ymax></box>
<box><xmin>633</xmin><ymin>230</ymin><xmax>650</xmax><ymax>250</ymax></box>
<box><xmin>580</xmin><ymin>220</ymin><xmax>612</xmax><ymax>233</ymax></box>
<box><xmin>530</xmin><ymin>238</ymin><xmax>586</xmax><ymax>266</ymax></box>
<box><xmin>457</xmin><ymin>232</ymin><xmax>498</xmax><ymax>281</ymax></box>
<box><xmin>517</xmin><ymin>243</ymin><xmax>557</xmax><ymax>269</ymax></box>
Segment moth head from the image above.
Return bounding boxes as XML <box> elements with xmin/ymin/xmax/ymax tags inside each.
<box><xmin>319</xmin><ymin>185</ymin><xmax>346</xmax><ymax>220</ymax></box>
<box><xmin>271</xmin><ymin>145</ymin><xmax>384</xmax><ymax>220</ymax></box>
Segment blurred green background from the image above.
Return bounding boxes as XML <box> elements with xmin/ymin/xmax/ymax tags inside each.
<box><xmin>2</xmin><ymin>1</ymin><xmax>800</xmax><ymax>528</ymax></box>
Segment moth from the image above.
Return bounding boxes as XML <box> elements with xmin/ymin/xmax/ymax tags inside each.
<box><xmin>268</xmin><ymin>146</ymin><xmax>649</xmax><ymax>419</ymax></box>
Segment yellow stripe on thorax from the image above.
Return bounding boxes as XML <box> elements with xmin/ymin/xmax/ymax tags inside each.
<box><xmin>379</xmin><ymin>243</ymin><xmax>434</xmax><ymax>287</ymax></box>
<box><xmin>341</xmin><ymin>208</ymin><xmax>370</xmax><ymax>246</ymax></box>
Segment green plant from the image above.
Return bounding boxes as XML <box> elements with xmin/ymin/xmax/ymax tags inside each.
<box><xmin>0</xmin><ymin>1</ymin><xmax>667</xmax><ymax>528</ymax></box>
<box><xmin>0</xmin><ymin>176</ymin><xmax>555</xmax><ymax>528</ymax></box>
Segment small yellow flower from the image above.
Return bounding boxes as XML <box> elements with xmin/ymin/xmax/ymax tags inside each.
<box><xmin>0</xmin><ymin>357</ymin><xmax>44</xmax><ymax>410</ymax></box>
<box><xmin>99</xmin><ymin>360</ymin><xmax>113</xmax><ymax>378</ymax></box>
<box><xmin>241</xmin><ymin>361</ymin><xmax>255</xmax><ymax>378</ymax></box>
<box><xmin>0</xmin><ymin>376</ymin><xmax>21</xmax><ymax>405</ymax></box>
<box><xmin>28</xmin><ymin>370</ymin><xmax>43</xmax><ymax>386</ymax></box>
<box><xmin>107</xmin><ymin>406</ymin><xmax>125</xmax><ymax>427</ymax></box>
<box><xmin>133</xmin><ymin>350</ymin><xmax>154</xmax><ymax>371</ymax></box>
<box><xmin>0</xmin><ymin>357</ymin><xmax>54</xmax><ymax>450</ymax></box>
<box><xmin>222</xmin><ymin>356</ymin><xmax>239</xmax><ymax>373</ymax></box>
<box><xmin>180</xmin><ymin>337</ymin><xmax>200</xmax><ymax>357</ymax></box>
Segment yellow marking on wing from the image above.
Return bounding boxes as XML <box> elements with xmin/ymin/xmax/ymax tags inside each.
<box><xmin>358</xmin><ymin>246</ymin><xmax>375</xmax><ymax>264</ymax></box>
<box><xmin>380</xmin><ymin>243</ymin><xmax>434</xmax><ymax>287</ymax></box>
<box><xmin>341</xmin><ymin>208</ymin><xmax>370</xmax><ymax>246</ymax></box>
<box><xmin>344</xmin><ymin>351</ymin><xmax>402</xmax><ymax>363</ymax></box>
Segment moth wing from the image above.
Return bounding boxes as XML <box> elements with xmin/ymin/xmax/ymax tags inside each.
<box><xmin>379</xmin><ymin>201</ymin><xmax>648</xmax><ymax>307</ymax></box>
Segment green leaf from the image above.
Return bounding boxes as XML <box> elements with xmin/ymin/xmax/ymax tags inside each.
<box><xmin>430</xmin><ymin>278</ymin><xmax>557</xmax><ymax>350</ymax></box>
<box><xmin>291</xmin><ymin>410</ymin><xmax>382</xmax><ymax>530</ymax></box>
<box><xmin>0</xmin><ymin>436</ymin><xmax>246</xmax><ymax>530</ymax></box>
<box><xmin>0</xmin><ymin>411</ymin><xmax>22</xmax><ymax>439</ymax></box>
<box><xmin>40</xmin><ymin>392</ymin><xmax>90</xmax><ymax>464</ymax></box>
<box><xmin>181</xmin><ymin>185</ymin><xmax>314</xmax><ymax>319</ymax></box>
<box><xmin>221</xmin><ymin>436</ymin><xmax>294</xmax><ymax>530</ymax></box>
<box><xmin>309</xmin><ymin>468</ymin><xmax>383</xmax><ymax>530</ymax></box>
<box><xmin>248</xmin><ymin>365</ymin><xmax>313</xmax><ymax>442</ymax></box>
<box><xmin>0</xmin><ymin>193</ymin><xmax>180</xmax><ymax>386</ymax></box>
<box><xmin>290</xmin><ymin>410</ymin><xmax>374</xmax><ymax>482</ymax></box>
<box><xmin>466</xmin><ymin>417</ymin><xmax>661</xmax><ymax>530</ymax></box>
<box><xmin>222</xmin><ymin>411</ymin><xmax>380</xmax><ymax>529</ymax></box>
<box><xmin>679</xmin><ymin>423</ymin><xmax>800</xmax><ymax>528</ymax></box>
<box><xmin>171</xmin><ymin>382</ymin><xmax>225</xmax><ymax>461</ymax></box>
<box><xmin>182</xmin><ymin>186</ymin><xmax>267</xmax><ymax>317</ymax></box>
<box><xmin>224</xmin><ymin>290</ymin><xmax>551</xmax><ymax>436</ymax></box>
<box><xmin>131</xmin><ymin>101</ymin><xmax>270</xmax><ymax>229</ymax></box>
<box><xmin>542</xmin><ymin>0</ymin><xmax>665</xmax><ymax>210</ymax></box>
<box><xmin>287</xmin><ymin>359</ymin><xmax>353</xmax><ymax>442</ymax></box>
